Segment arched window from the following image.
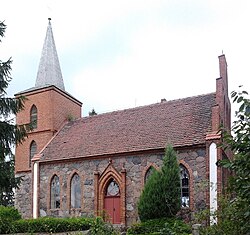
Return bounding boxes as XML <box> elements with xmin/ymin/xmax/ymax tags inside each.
<box><xmin>71</xmin><ymin>173</ymin><xmax>81</xmax><ymax>208</ymax></box>
<box><xmin>51</xmin><ymin>175</ymin><xmax>60</xmax><ymax>209</ymax></box>
<box><xmin>144</xmin><ymin>166</ymin><xmax>155</xmax><ymax>184</ymax></box>
<box><xmin>29</xmin><ymin>141</ymin><xmax>37</xmax><ymax>167</ymax></box>
<box><xmin>106</xmin><ymin>179</ymin><xmax>120</xmax><ymax>197</ymax></box>
<box><xmin>30</xmin><ymin>105</ymin><xmax>37</xmax><ymax>129</ymax></box>
<box><xmin>180</xmin><ymin>165</ymin><xmax>190</xmax><ymax>207</ymax></box>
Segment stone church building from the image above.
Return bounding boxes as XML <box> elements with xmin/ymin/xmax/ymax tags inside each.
<box><xmin>15</xmin><ymin>19</ymin><xmax>231</xmax><ymax>226</ymax></box>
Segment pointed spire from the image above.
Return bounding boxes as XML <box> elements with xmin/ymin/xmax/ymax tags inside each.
<box><xmin>35</xmin><ymin>18</ymin><xmax>65</xmax><ymax>90</ymax></box>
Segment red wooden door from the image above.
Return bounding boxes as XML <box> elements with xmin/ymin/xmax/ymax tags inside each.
<box><xmin>104</xmin><ymin>196</ymin><xmax>120</xmax><ymax>224</ymax></box>
<box><xmin>104</xmin><ymin>179</ymin><xmax>121</xmax><ymax>224</ymax></box>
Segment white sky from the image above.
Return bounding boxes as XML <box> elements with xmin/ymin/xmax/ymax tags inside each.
<box><xmin>1</xmin><ymin>0</ymin><xmax>250</xmax><ymax>117</ymax></box>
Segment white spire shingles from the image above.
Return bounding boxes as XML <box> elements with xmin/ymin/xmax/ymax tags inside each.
<box><xmin>35</xmin><ymin>19</ymin><xmax>65</xmax><ymax>91</ymax></box>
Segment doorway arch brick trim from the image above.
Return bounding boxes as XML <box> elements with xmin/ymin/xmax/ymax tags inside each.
<box><xmin>94</xmin><ymin>160</ymin><xmax>126</xmax><ymax>225</ymax></box>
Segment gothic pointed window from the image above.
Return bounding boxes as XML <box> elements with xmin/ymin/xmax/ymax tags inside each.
<box><xmin>29</xmin><ymin>141</ymin><xmax>37</xmax><ymax>167</ymax></box>
<box><xmin>71</xmin><ymin>173</ymin><xmax>81</xmax><ymax>208</ymax></box>
<box><xmin>180</xmin><ymin>165</ymin><xmax>190</xmax><ymax>207</ymax></box>
<box><xmin>144</xmin><ymin>166</ymin><xmax>155</xmax><ymax>184</ymax></box>
<box><xmin>30</xmin><ymin>105</ymin><xmax>37</xmax><ymax>129</ymax></box>
<box><xmin>51</xmin><ymin>175</ymin><xmax>60</xmax><ymax>209</ymax></box>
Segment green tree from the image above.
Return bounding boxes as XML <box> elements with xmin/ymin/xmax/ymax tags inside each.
<box><xmin>89</xmin><ymin>108</ymin><xmax>97</xmax><ymax>116</ymax></box>
<box><xmin>198</xmin><ymin>87</ymin><xmax>250</xmax><ymax>234</ymax></box>
<box><xmin>0</xmin><ymin>21</ymin><xmax>29</xmax><ymax>206</ymax></box>
<box><xmin>138</xmin><ymin>144</ymin><xmax>181</xmax><ymax>221</ymax></box>
<box><xmin>216</xmin><ymin>86</ymin><xmax>250</xmax><ymax>234</ymax></box>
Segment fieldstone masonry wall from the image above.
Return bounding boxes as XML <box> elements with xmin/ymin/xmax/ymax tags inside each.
<box><xmin>178</xmin><ymin>148</ymin><xmax>207</xmax><ymax>211</ymax></box>
<box><xmin>36</xmin><ymin>147</ymin><xmax>207</xmax><ymax>226</ymax></box>
<box><xmin>15</xmin><ymin>172</ymin><xmax>32</xmax><ymax>218</ymax></box>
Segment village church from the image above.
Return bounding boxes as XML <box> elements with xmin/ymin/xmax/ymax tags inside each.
<box><xmin>15</xmin><ymin>19</ymin><xmax>231</xmax><ymax>226</ymax></box>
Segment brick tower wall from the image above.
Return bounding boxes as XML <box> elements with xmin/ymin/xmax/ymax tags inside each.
<box><xmin>15</xmin><ymin>87</ymin><xmax>82</xmax><ymax>172</ymax></box>
<box><xmin>15</xmin><ymin>86</ymin><xmax>82</xmax><ymax>218</ymax></box>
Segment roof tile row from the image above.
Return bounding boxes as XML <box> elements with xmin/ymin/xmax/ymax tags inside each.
<box><xmin>41</xmin><ymin>92</ymin><xmax>216</xmax><ymax>161</ymax></box>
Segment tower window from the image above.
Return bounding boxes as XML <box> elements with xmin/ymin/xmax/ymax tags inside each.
<box><xmin>29</xmin><ymin>141</ymin><xmax>37</xmax><ymax>167</ymax></box>
<box><xmin>71</xmin><ymin>173</ymin><xmax>81</xmax><ymax>208</ymax></box>
<box><xmin>30</xmin><ymin>105</ymin><xmax>37</xmax><ymax>129</ymax></box>
<box><xmin>51</xmin><ymin>175</ymin><xmax>60</xmax><ymax>209</ymax></box>
<box><xmin>180</xmin><ymin>165</ymin><xmax>190</xmax><ymax>207</ymax></box>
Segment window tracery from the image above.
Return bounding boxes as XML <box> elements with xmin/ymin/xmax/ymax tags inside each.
<box><xmin>106</xmin><ymin>179</ymin><xmax>120</xmax><ymax>197</ymax></box>
<box><xmin>71</xmin><ymin>173</ymin><xmax>81</xmax><ymax>208</ymax></box>
<box><xmin>180</xmin><ymin>164</ymin><xmax>190</xmax><ymax>207</ymax></box>
<box><xmin>51</xmin><ymin>175</ymin><xmax>60</xmax><ymax>209</ymax></box>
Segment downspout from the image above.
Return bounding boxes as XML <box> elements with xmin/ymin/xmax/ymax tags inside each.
<box><xmin>32</xmin><ymin>154</ymin><xmax>41</xmax><ymax>219</ymax></box>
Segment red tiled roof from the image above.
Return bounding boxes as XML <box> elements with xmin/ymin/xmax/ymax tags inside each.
<box><xmin>41</xmin><ymin>93</ymin><xmax>216</xmax><ymax>161</ymax></box>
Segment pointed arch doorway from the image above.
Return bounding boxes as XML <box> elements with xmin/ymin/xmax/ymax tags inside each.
<box><xmin>104</xmin><ymin>179</ymin><xmax>121</xmax><ymax>224</ymax></box>
<box><xmin>94</xmin><ymin>161</ymin><xmax>126</xmax><ymax>225</ymax></box>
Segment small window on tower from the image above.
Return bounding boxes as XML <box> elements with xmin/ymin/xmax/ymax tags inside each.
<box><xmin>29</xmin><ymin>141</ymin><xmax>37</xmax><ymax>167</ymax></box>
<box><xmin>30</xmin><ymin>105</ymin><xmax>37</xmax><ymax>129</ymax></box>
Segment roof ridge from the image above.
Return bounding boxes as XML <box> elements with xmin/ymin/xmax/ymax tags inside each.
<box><xmin>80</xmin><ymin>92</ymin><xmax>216</xmax><ymax>120</ymax></box>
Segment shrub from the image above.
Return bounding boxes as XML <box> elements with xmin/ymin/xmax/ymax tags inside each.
<box><xmin>138</xmin><ymin>145</ymin><xmax>181</xmax><ymax>221</ymax></box>
<box><xmin>159</xmin><ymin>219</ymin><xmax>191</xmax><ymax>235</ymax></box>
<box><xmin>0</xmin><ymin>206</ymin><xmax>21</xmax><ymax>234</ymax></box>
<box><xmin>196</xmin><ymin>87</ymin><xmax>250</xmax><ymax>235</ymax></box>
<box><xmin>89</xmin><ymin>217</ymin><xmax>119</xmax><ymax>235</ymax></box>
<box><xmin>176</xmin><ymin>208</ymin><xmax>192</xmax><ymax>223</ymax></box>
<box><xmin>0</xmin><ymin>206</ymin><xmax>21</xmax><ymax>221</ymax></box>
<box><xmin>196</xmin><ymin>196</ymin><xmax>249</xmax><ymax>235</ymax></box>
<box><xmin>216</xmin><ymin>87</ymin><xmax>250</xmax><ymax>234</ymax></box>
<box><xmin>9</xmin><ymin>217</ymin><xmax>93</xmax><ymax>234</ymax></box>
<box><xmin>127</xmin><ymin>218</ymin><xmax>191</xmax><ymax>235</ymax></box>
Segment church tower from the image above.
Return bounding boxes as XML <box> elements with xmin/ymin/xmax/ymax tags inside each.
<box><xmin>15</xmin><ymin>19</ymin><xmax>82</xmax><ymax>217</ymax></box>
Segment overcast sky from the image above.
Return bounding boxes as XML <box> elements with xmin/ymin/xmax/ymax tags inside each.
<box><xmin>1</xmin><ymin>0</ymin><xmax>250</xmax><ymax>117</ymax></box>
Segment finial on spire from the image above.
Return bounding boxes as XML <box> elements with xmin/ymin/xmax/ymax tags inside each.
<box><xmin>48</xmin><ymin>18</ymin><xmax>51</xmax><ymax>21</ymax></box>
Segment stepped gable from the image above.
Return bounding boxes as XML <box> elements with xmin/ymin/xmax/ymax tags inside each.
<box><xmin>40</xmin><ymin>92</ymin><xmax>216</xmax><ymax>161</ymax></box>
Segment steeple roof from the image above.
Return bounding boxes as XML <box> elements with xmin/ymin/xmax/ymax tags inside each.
<box><xmin>35</xmin><ymin>18</ymin><xmax>65</xmax><ymax>91</ymax></box>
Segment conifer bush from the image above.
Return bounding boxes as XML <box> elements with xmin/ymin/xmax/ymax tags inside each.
<box><xmin>138</xmin><ymin>144</ymin><xmax>181</xmax><ymax>221</ymax></box>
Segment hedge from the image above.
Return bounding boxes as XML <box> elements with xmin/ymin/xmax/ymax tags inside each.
<box><xmin>1</xmin><ymin>216</ymin><xmax>94</xmax><ymax>234</ymax></box>
<box><xmin>127</xmin><ymin>217</ymin><xmax>191</xmax><ymax>235</ymax></box>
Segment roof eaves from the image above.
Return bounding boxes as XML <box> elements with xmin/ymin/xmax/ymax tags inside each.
<box><xmin>39</xmin><ymin>141</ymin><xmax>206</xmax><ymax>164</ymax></box>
